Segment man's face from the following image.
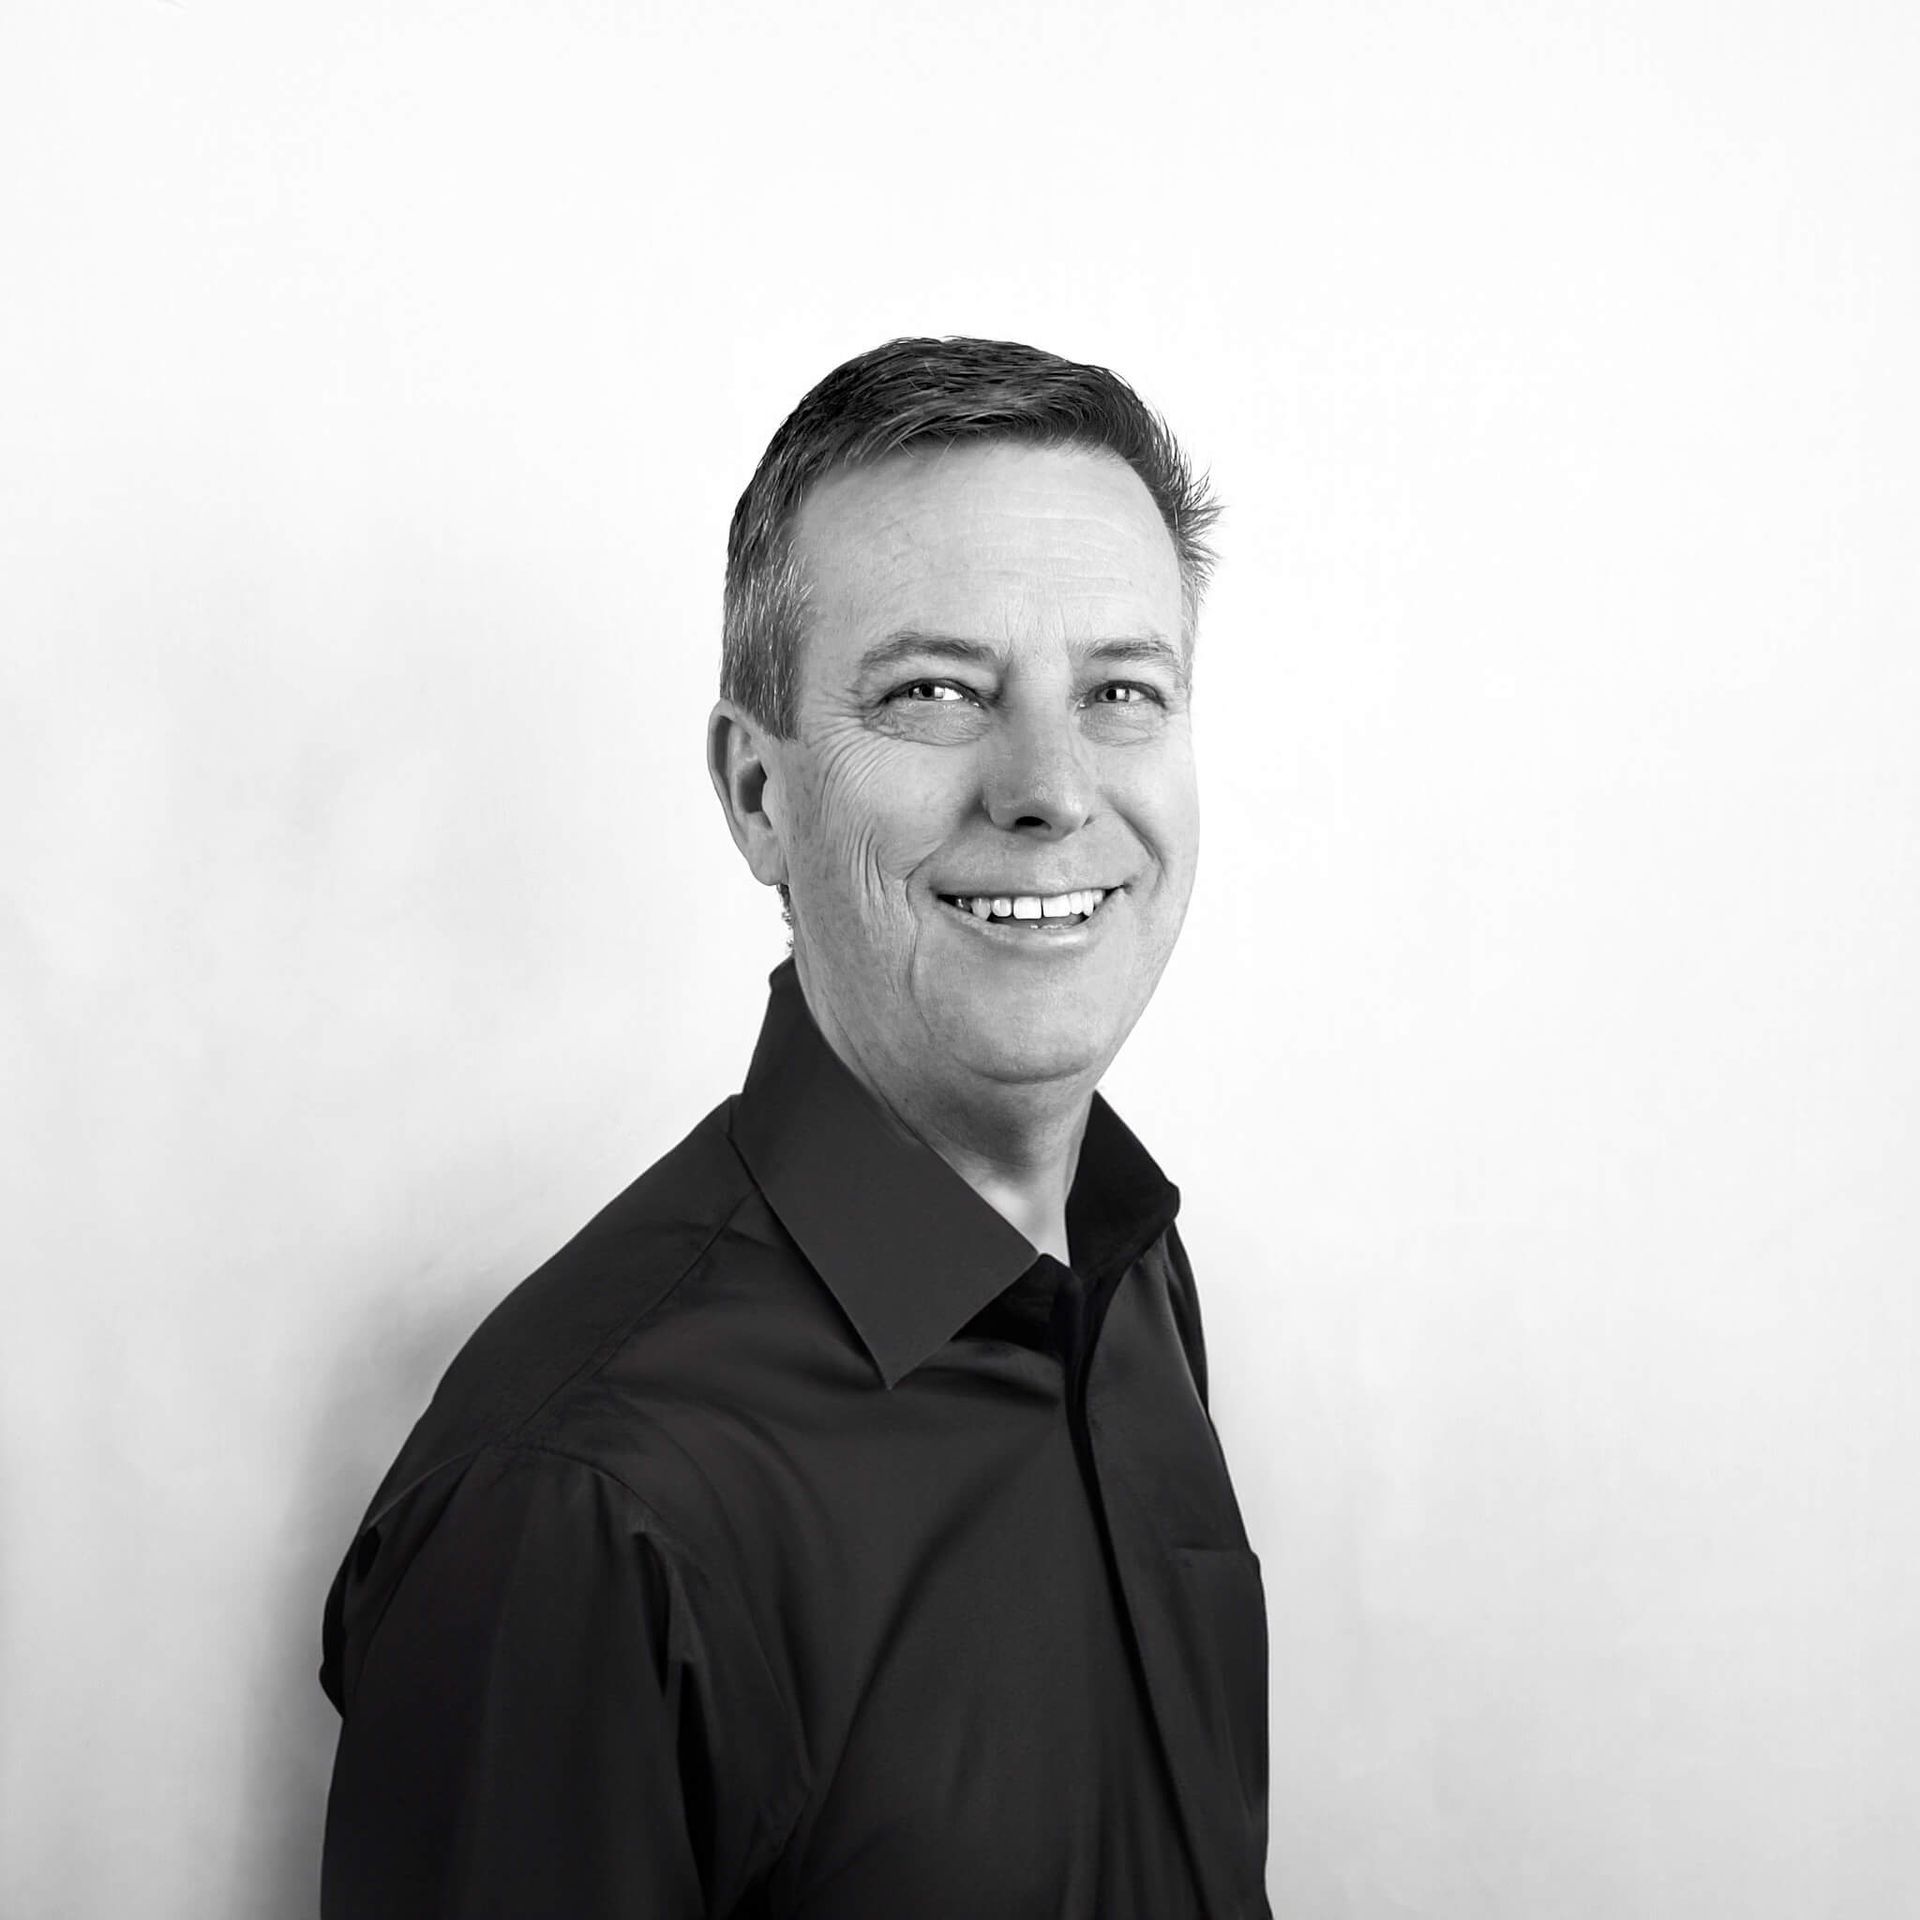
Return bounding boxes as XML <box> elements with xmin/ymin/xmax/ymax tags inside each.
<box><xmin>761</xmin><ymin>440</ymin><xmax>1199</xmax><ymax>1115</ymax></box>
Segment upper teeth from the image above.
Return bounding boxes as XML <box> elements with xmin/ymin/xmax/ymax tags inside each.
<box><xmin>948</xmin><ymin>889</ymin><xmax>1110</xmax><ymax>921</ymax></box>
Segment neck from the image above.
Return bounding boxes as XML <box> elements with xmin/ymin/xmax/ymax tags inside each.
<box><xmin>801</xmin><ymin>981</ymin><xmax>1093</xmax><ymax>1264</ymax></box>
<box><xmin>902</xmin><ymin>1089</ymin><xmax>1091</xmax><ymax>1265</ymax></box>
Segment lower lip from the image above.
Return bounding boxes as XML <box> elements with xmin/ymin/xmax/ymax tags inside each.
<box><xmin>933</xmin><ymin>891</ymin><xmax>1122</xmax><ymax>949</ymax></box>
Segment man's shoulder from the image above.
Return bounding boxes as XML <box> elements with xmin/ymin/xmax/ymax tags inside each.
<box><xmin>354</xmin><ymin>1097</ymin><xmax>773</xmax><ymax>1529</ymax></box>
<box><xmin>321</xmin><ymin>1094</ymin><xmax>809</xmax><ymax>1707</ymax></box>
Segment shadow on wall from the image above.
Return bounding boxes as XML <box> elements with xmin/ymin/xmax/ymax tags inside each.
<box><xmin>229</xmin><ymin>1272</ymin><xmax>492</xmax><ymax>1920</ymax></box>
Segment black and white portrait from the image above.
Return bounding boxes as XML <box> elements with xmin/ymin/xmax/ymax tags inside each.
<box><xmin>3</xmin><ymin>3</ymin><xmax>1915</xmax><ymax>1917</ymax></box>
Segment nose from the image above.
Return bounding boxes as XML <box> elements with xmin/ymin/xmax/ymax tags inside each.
<box><xmin>983</xmin><ymin>702</ymin><xmax>1095</xmax><ymax>837</ymax></box>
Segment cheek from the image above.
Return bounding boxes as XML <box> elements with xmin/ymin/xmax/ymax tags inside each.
<box><xmin>1110</xmin><ymin>738</ymin><xmax>1201</xmax><ymax>875</ymax></box>
<box><xmin>792</xmin><ymin>738</ymin><xmax>955</xmax><ymax>919</ymax></box>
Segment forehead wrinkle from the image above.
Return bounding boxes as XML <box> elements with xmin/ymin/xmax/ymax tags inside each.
<box><xmin>802</xmin><ymin>462</ymin><xmax>1176</xmax><ymax>592</ymax></box>
<box><xmin>859</xmin><ymin>529</ymin><xmax>1163</xmax><ymax>598</ymax></box>
<box><xmin>891</xmin><ymin>508</ymin><xmax>1169</xmax><ymax>578</ymax></box>
<box><xmin>857</xmin><ymin>545</ymin><xmax>1175</xmax><ymax>630</ymax></box>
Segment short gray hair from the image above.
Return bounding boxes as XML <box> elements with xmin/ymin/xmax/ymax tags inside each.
<box><xmin>722</xmin><ymin>336</ymin><xmax>1221</xmax><ymax>737</ymax></box>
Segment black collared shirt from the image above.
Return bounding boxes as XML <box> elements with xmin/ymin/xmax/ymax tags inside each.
<box><xmin>319</xmin><ymin>961</ymin><xmax>1270</xmax><ymax>1919</ymax></box>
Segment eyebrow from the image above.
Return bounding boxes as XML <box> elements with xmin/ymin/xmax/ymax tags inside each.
<box><xmin>854</xmin><ymin>630</ymin><xmax>1189</xmax><ymax>685</ymax></box>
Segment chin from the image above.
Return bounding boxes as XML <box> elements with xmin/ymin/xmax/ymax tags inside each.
<box><xmin>928</xmin><ymin>995</ymin><xmax>1119</xmax><ymax>1091</ymax></box>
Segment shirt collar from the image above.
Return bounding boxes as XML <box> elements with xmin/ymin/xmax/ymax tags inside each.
<box><xmin>730</xmin><ymin>959</ymin><xmax>1180</xmax><ymax>1390</ymax></box>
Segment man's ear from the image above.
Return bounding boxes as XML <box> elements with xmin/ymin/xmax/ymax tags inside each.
<box><xmin>706</xmin><ymin>699</ymin><xmax>789</xmax><ymax>890</ymax></box>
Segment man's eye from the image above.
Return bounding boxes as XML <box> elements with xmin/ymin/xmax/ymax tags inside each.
<box><xmin>1089</xmin><ymin>683</ymin><xmax>1159</xmax><ymax>706</ymax></box>
<box><xmin>893</xmin><ymin>680</ymin><xmax>969</xmax><ymax>703</ymax></box>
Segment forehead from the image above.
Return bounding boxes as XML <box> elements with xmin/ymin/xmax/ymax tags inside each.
<box><xmin>790</xmin><ymin>441</ymin><xmax>1182</xmax><ymax>661</ymax></box>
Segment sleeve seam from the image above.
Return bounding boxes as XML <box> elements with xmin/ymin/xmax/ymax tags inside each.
<box><xmin>493</xmin><ymin>1438</ymin><xmax>815</xmax><ymax>1889</ymax></box>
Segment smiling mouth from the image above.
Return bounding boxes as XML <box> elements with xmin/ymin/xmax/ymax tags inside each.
<box><xmin>936</xmin><ymin>887</ymin><xmax>1116</xmax><ymax>929</ymax></box>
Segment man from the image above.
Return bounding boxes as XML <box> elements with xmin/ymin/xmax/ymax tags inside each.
<box><xmin>318</xmin><ymin>337</ymin><xmax>1270</xmax><ymax>1918</ymax></box>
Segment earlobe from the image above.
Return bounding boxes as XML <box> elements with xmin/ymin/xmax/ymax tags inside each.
<box><xmin>706</xmin><ymin>700</ymin><xmax>789</xmax><ymax>889</ymax></box>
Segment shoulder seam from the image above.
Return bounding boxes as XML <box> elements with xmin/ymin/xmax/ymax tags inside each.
<box><xmin>503</xmin><ymin>1180</ymin><xmax>762</xmax><ymax>1448</ymax></box>
<box><xmin>356</xmin><ymin>1177</ymin><xmax>760</xmax><ymax>1548</ymax></box>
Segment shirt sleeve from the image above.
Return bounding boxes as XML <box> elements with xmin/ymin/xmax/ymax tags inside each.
<box><xmin>321</xmin><ymin>1443</ymin><xmax>749</xmax><ymax>1918</ymax></box>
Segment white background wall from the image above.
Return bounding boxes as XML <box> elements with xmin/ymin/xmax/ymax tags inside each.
<box><xmin>4</xmin><ymin>2</ymin><xmax>1915</xmax><ymax>1915</ymax></box>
